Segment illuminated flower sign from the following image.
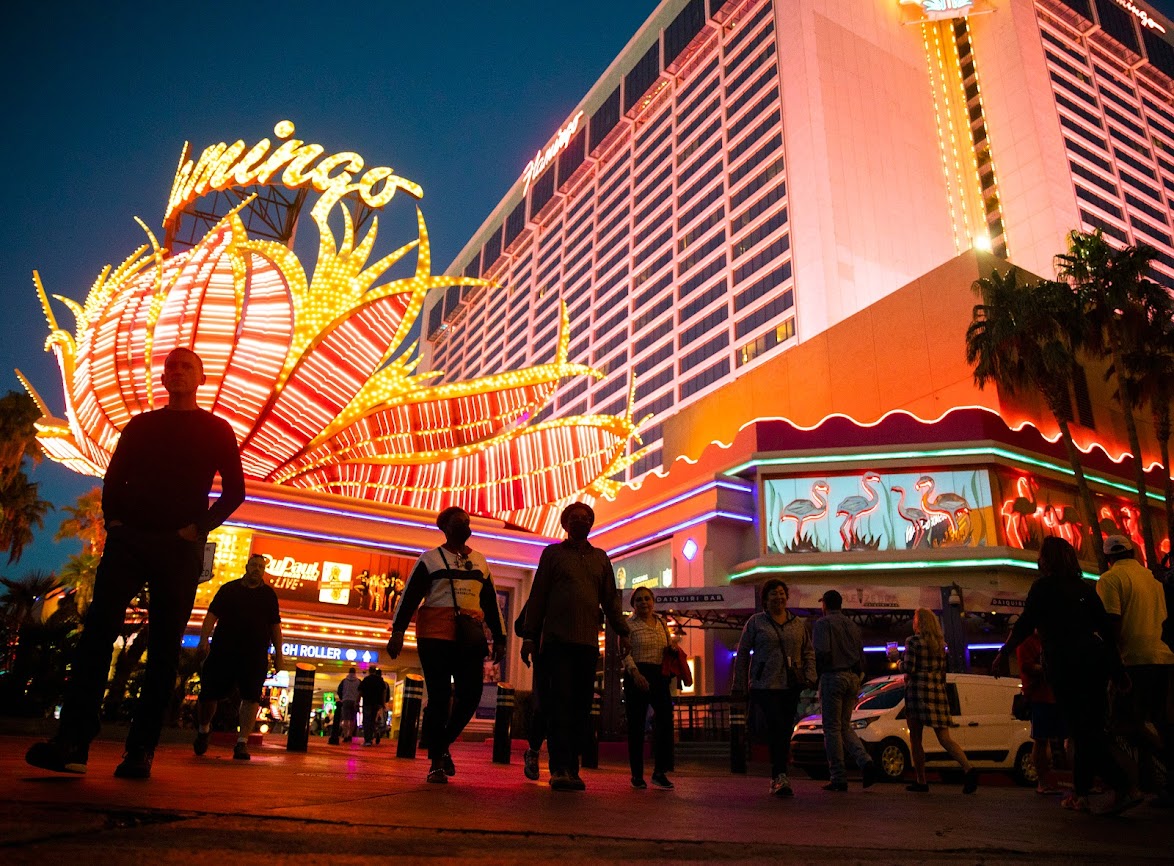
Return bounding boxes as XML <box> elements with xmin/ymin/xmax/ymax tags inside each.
<box><xmin>19</xmin><ymin>122</ymin><xmax>640</xmax><ymax>533</ymax></box>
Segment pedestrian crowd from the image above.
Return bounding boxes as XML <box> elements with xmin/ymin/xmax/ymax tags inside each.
<box><xmin>20</xmin><ymin>350</ymin><xmax>1173</xmax><ymax>813</ymax></box>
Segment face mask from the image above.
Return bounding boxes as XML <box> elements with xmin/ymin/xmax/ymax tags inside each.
<box><xmin>447</xmin><ymin>524</ymin><xmax>472</xmax><ymax>547</ymax></box>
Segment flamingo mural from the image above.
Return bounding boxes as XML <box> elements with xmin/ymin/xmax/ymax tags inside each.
<box><xmin>1041</xmin><ymin>503</ymin><xmax>1083</xmax><ymax>550</ymax></box>
<box><xmin>891</xmin><ymin>486</ymin><xmax>929</xmax><ymax>549</ymax></box>
<box><xmin>915</xmin><ymin>475</ymin><xmax>972</xmax><ymax>544</ymax></box>
<box><xmin>836</xmin><ymin>473</ymin><xmax>882</xmax><ymax>550</ymax></box>
<box><xmin>1001</xmin><ymin>476</ymin><xmax>1042</xmax><ymax>548</ymax></box>
<box><xmin>780</xmin><ymin>480</ymin><xmax>830</xmax><ymax>552</ymax></box>
<box><xmin>1119</xmin><ymin>506</ymin><xmax>1148</xmax><ymax>566</ymax></box>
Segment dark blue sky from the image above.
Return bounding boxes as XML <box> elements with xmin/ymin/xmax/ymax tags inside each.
<box><xmin>3</xmin><ymin>0</ymin><xmax>1174</xmax><ymax>576</ymax></box>
<box><xmin>0</xmin><ymin>0</ymin><xmax>656</xmax><ymax>574</ymax></box>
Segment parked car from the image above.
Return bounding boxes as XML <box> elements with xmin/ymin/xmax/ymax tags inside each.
<box><xmin>790</xmin><ymin>673</ymin><xmax>1036</xmax><ymax>785</ymax></box>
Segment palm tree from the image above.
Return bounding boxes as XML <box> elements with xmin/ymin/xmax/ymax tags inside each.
<box><xmin>58</xmin><ymin>552</ymin><xmax>99</xmax><ymax>616</ymax></box>
<box><xmin>1056</xmin><ymin>230</ymin><xmax>1173</xmax><ymax>568</ymax></box>
<box><xmin>0</xmin><ymin>570</ymin><xmax>63</xmax><ymax>672</ymax></box>
<box><xmin>55</xmin><ymin>487</ymin><xmax>105</xmax><ymax>556</ymax></box>
<box><xmin>965</xmin><ymin>266</ymin><xmax>1109</xmax><ymax>571</ymax></box>
<box><xmin>1124</xmin><ymin>317</ymin><xmax>1174</xmax><ymax>556</ymax></box>
<box><xmin>0</xmin><ymin>392</ymin><xmax>41</xmax><ymax>476</ymax></box>
<box><xmin>0</xmin><ymin>472</ymin><xmax>52</xmax><ymax>565</ymax></box>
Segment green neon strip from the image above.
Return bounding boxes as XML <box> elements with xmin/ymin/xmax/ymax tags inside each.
<box><xmin>729</xmin><ymin>557</ymin><xmax>1100</xmax><ymax>582</ymax></box>
<box><xmin>726</xmin><ymin>445</ymin><xmax>1164</xmax><ymax>503</ymax></box>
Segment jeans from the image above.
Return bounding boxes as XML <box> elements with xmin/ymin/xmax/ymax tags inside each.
<box><xmin>820</xmin><ymin>671</ymin><xmax>871</xmax><ymax>784</ymax></box>
<box><xmin>541</xmin><ymin>640</ymin><xmax>598</xmax><ymax>776</ymax></box>
<box><xmin>624</xmin><ymin>662</ymin><xmax>674</xmax><ymax>779</ymax></box>
<box><xmin>1050</xmin><ymin>660</ymin><xmax>1132</xmax><ymax>797</ymax></box>
<box><xmin>418</xmin><ymin>637</ymin><xmax>485</xmax><ymax>763</ymax></box>
<box><xmin>58</xmin><ymin>525</ymin><xmax>204</xmax><ymax>752</ymax></box>
<box><xmin>752</xmin><ymin>687</ymin><xmax>802</xmax><ymax>778</ymax></box>
<box><xmin>528</xmin><ymin>655</ymin><xmax>548</xmax><ymax>751</ymax></box>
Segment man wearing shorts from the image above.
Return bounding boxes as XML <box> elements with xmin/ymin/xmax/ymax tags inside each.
<box><xmin>194</xmin><ymin>554</ymin><xmax>283</xmax><ymax>761</ymax></box>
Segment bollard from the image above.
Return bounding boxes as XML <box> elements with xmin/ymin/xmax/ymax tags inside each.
<box><xmin>730</xmin><ymin>701</ymin><xmax>747</xmax><ymax>774</ymax></box>
<box><xmin>582</xmin><ymin>692</ymin><xmax>601</xmax><ymax>770</ymax></box>
<box><xmin>492</xmin><ymin>682</ymin><xmax>514</xmax><ymax>764</ymax></box>
<box><xmin>286</xmin><ymin>663</ymin><xmax>316</xmax><ymax>752</ymax></box>
<box><xmin>396</xmin><ymin>674</ymin><xmax>425</xmax><ymax>759</ymax></box>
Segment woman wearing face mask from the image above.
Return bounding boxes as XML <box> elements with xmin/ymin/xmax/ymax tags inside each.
<box><xmin>621</xmin><ymin>587</ymin><xmax>679</xmax><ymax>790</ymax></box>
<box><xmin>732</xmin><ymin>579</ymin><xmax>816</xmax><ymax>797</ymax></box>
<box><xmin>389</xmin><ymin>507</ymin><xmax>507</xmax><ymax>784</ymax></box>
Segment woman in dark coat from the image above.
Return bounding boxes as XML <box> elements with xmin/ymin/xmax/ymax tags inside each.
<box><xmin>993</xmin><ymin>536</ymin><xmax>1141</xmax><ymax>814</ymax></box>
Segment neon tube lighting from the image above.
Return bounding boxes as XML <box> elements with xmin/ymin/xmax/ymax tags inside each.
<box><xmin>609</xmin><ymin>509</ymin><xmax>754</xmax><ymax>557</ymax></box>
<box><xmin>596</xmin><ymin>479</ymin><xmax>753</xmax><ymax>535</ymax></box>
<box><xmin>727</xmin><ymin>445</ymin><xmax>1165</xmax><ymax>504</ymax></box>
<box><xmin>729</xmin><ymin>557</ymin><xmax>1100</xmax><ymax>581</ymax></box>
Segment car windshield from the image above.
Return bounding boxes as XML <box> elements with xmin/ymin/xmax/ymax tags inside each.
<box><xmin>857</xmin><ymin>681</ymin><xmax>905</xmax><ymax>711</ymax></box>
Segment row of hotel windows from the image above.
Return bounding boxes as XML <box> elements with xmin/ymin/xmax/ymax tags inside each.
<box><xmin>1038</xmin><ymin>5</ymin><xmax>1174</xmax><ymax>285</ymax></box>
<box><xmin>433</xmin><ymin>0</ymin><xmax>797</xmax><ymax>430</ymax></box>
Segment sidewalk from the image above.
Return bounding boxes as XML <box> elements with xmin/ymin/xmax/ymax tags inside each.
<box><xmin>2</xmin><ymin>734</ymin><xmax>1171</xmax><ymax>864</ymax></box>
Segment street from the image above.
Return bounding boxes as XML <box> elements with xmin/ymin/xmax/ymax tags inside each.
<box><xmin>1</xmin><ymin>732</ymin><xmax>1171</xmax><ymax>864</ymax></box>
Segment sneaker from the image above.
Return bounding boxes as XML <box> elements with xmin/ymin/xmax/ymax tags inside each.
<box><xmin>523</xmin><ymin>748</ymin><xmax>540</xmax><ymax>781</ymax></box>
<box><xmin>567</xmin><ymin>772</ymin><xmax>587</xmax><ymax>791</ymax></box>
<box><xmin>25</xmin><ymin>740</ymin><xmax>88</xmax><ymax>775</ymax></box>
<box><xmin>631</xmin><ymin>776</ymin><xmax>647</xmax><ymax>789</ymax></box>
<box><xmin>363</xmin><ymin>741</ymin><xmax>373</xmax><ymax>747</ymax></box>
<box><xmin>1060</xmin><ymin>794</ymin><xmax>1089</xmax><ymax>812</ymax></box>
<box><xmin>233</xmin><ymin>742</ymin><xmax>251</xmax><ymax>761</ymax></box>
<box><xmin>962</xmin><ymin>768</ymin><xmax>979</xmax><ymax>795</ymax></box>
<box><xmin>113</xmin><ymin>748</ymin><xmax>153</xmax><ymax>779</ymax></box>
<box><xmin>441</xmin><ymin>751</ymin><xmax>456</xmax><ymax>777</ymax></box>
<box><xmin>549</xmin><ymin>771</ymin><xmax>575</xmax><ymax>791</ymax></box>
<box><xmin>823</xmin><ymin>781</ymin><xmax>848</xmax><ymax>792</ymax></box>
<box><xmin>861</xmin><ymin>762</ymin><xmax>879</xmax><ymax>789</ymax></box>
<box><xmin>771</xmin><ymin>773</ymin><xmax>793</xmax><ymax>797</ymax></box>
<box><xmin>650</xmin><ymin>772</ymin><xmax>674</xmax><ymax>790</ymax></box>
<box><xmin>1100</xmin><ymin>789</ymin><xmax>1144</xmax><ymax>816</ymax></box>
<box><xmin>906</xmin><ymin>782</ymin><xmax>930</xmax><ymax>793</ymax></box>
<box><xmin>426</xmin><ymin>767</ymin><xmax>448</xmax><ymax>784</ymax></box>
<box><xmin>193</xmin><ymin>731</ymin><xmax>210</xmax><ymax>756</ymax></box>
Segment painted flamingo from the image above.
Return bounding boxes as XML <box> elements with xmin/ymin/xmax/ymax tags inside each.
<box><xmin>891</xmin><ymin>486</ymin><xmax>929</xmax><ymax>549</ymax></box>
<box><xmin>836</xmin><ymin>473</ymin><xmax>882</xmax><ymax>549</ymax></box>
<box><xmin>1042</xmin><ymin>503</ymin><xmax>1083</xmax><ymax>549</ymax></box>
<box><xmin>1099</xmin><ymin>506</ymin><xmax>1124</xmax><ymax>538</ymax></box>
<box><xmin>780</xmin><ymin>481</ymin><xmax>830</xmax><ymax>545</ymax></box>
<box><xmin>1001</xmin><ymin>476</ymin><xmax>1042</xmax><ymax>548</ymax></box>
<box><xmin>1119</xmin><ymin>505</ymin><xmax>1147</xmax><ymax>566</ymax></box>
<box><xmin>915</xmin><ymin>475</ymin><xmax>970</xmax><ymax>535</ymax></box>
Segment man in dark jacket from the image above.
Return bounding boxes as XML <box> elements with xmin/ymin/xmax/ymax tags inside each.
<box><xmin>26</xmin><ymin>348</ymin><xmax>245</xmax><ymax>780</ymax></box>
<box><xmin>359</xmin><ymin>667</ymin><xmax>390</xmax><ymax>745</ymax></box>
<box><xmin>521</xmin><ymin>503</ymin><xmax>630</xmax><ymax>791</ymax></box>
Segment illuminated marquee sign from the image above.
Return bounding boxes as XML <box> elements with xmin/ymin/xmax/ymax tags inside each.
<box><xmin>164</xmin><ymin>120</ymin><xmax>423</xmax><ymax>229</ymax></box>
<box><xmin>1114</xmin><ymin>0</ymin><xmax>1167</xmax><ymax>33</ymax></box>
<box><xmin>521</xmin><ymin>111</ymin><xmax>584</xmax><ymax>194</ymax></box>
<box><xmin>899</xmin><ymin>0</ymin><xmax>975</xmax><ymax>20</ymax></box>
<box><xmin>24</xmin><ymin>121</ymin><xmax>640</xmax><ymax>537</ymax></box>
<box><xmin>281</xmin><ymin>642</ymin><xmax>378</xmax><ymax>663</ymax></box>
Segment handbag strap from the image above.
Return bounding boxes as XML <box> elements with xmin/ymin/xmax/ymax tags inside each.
<box><xmin>766</xmin><ymin>613</ymin><xmax>793</xmax><ymax>668</ymax></box>
<box><xmin>658</xmin><ymin>615</ymin><xmax>673</xmax><ymax>649</ymax></box>
<box><xmin>437</xmin><ymin>547</ymin><xmax>462</xmax><ymax>615</ymax></box>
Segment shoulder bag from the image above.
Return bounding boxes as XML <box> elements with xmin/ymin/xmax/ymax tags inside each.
<box><xmin>439</xmin><ymin>548</ymin><xmax>489</xmax><ymax>658</ymax></box>
<box><xmin>659</xmin><ymin>617</ymin><xmax>693</xmax><ymax>688</ymax></box>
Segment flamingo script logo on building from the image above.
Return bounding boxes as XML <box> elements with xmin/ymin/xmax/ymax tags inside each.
<box><xmin>521</xmin><ymin>112</ymin><xmax>584</xmax><ymax>194</ymax></box>
<box><xmin>1114</xmin><ymin>0</ymin><xmax>1167</xmax><ymax>32</ymax></box>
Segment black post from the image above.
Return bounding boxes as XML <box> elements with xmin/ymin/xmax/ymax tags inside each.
<box><xmin>582</xmin><ymin>692</ymin><xmax>601</xmax><ymax>769</ymax></box>
<box><xmin>729</xmin><ymin>698</ymin><xmax>747</xmax><ymax>774</ymax></box>
<box><xmin>940</xmin><ymin>584</ymin><xmax>969</xmax><ymax>673</ymax></box>
<box><xmin>286</xmin><ymin>663</ymin><xmax>316</xmax><ymax>752</ymax></box>
<box><xmin>396</xmin><ymin>674</ymin><xmax>424</xmax><ymax>759</ymax></box>
<box><xmin>493</xmin><ymin>682</ymin><xmax>514</xmax><ymax>764</ymax></box>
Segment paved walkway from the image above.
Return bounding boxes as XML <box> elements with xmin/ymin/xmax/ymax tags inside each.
<box><xmin>2</xmin><ymin>734</ymin><xmax>1171</xmax><ymax>864</ymax></box>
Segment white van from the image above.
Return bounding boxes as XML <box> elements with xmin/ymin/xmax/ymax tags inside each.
<box><xmin>789</xmin><ymin>673</ymin><xmax>1037</xmax><ymax>785</ymax></box>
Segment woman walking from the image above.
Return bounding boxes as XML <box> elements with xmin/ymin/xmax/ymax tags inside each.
<box><xmin>992</xmin><ymin>536</ymin><xmax>1141</xmax><ymax>815</ymax></box>
<box><xmin>890</xmin><ymin>608</ymin><xmax>977</xmax><ymax>794</ymax></box>
<box><xmin>621</xmin><ymin>587</ymin><xmax>678</xmax><ymax>790</ymax></box>
<box><xmin>732</xmin><ymin>579</ymin><xmax>816</xmax><ymax>796</ymax></box>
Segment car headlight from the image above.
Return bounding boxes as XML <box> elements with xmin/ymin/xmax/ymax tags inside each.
<box><xmin>851</xmin><ymin>717</ymin><xmax>875</xmax><ymax>730</ymax></box>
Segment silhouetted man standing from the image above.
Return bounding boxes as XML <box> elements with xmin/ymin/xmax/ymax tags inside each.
<box><xmin>26</xmin><ymin>347</ymin><xmax>245</xmax><ymax>779</ymax></box>
<box><xmin>521</xmin><ymin>503</ymin><xmax>629</xmax><ymax>791</ymax></box>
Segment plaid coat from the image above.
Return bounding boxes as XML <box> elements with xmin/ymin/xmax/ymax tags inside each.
<box><xmin>900</xmin><ymin>634</ymin><xmax>953</xmax><ymax>728</ymax></box>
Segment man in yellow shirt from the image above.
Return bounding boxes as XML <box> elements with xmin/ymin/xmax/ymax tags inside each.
<box><xmin>1098</xmin><ymin>535</ymin><xmax>1174</xmax><ymax>806</ymax></box>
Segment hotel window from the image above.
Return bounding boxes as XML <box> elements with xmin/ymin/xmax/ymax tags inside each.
<box><xmin>664</xmin><ymin>0</ymin><xmax>705</xmax><ymax>67</ymax></box>
<box><xmin>634</xmin><ymin>296</ymin><xmax>674</xmax><ymax>333</ymax></box>
<box><xmin>1120</xmin><ymin>172</ymin><xmax>1163</xmax><ymax>202</ymax></box>
<box><xmin>1060</xmin><ymin>116</ymin><xmax>1108</xmax><ymax>151</ymax></box>
<box><xmin>679</xmin><ymin>304</ymin><xmax>729</xmax><ymax>348</ymax></box>
<box><xmin>732</xmin><ymin>187</ymin><xmax>786</xmax><ymax>232</ymax></box>
<box><xmin>556</xmin><ymin>128</ymin><xmax>586</xmax><ymax>186</ymax></box>
<box><xmin>725</xmin><ymin>63</ymin><xmax>777</xmax><ymax>119</ymax></box>
<box><xmin>590</xmin><ymin>87</ymin><xmax>622</xmax><ymax>152</ymax></box>
<box><xmin>736</xmin><ymin>317</ymin><xmax>795</xmax><ymax>367</ymax></box>
<box><xmin>637</xmin><ymin>392</ymin><xmax>673</xmax><ymax>419</ymax></box>
<box><xmin>482</xmin><ymin>229</ymin><xmax>503</xmax><ymax>271</ymax></box>
<box><xmin>677</xmin><ymin>163</ymin><xmax>723</xmax><ymax>209</ymax></box>
<box><xmin>594</xmin><ymin>373</ymin><xmax>629</xmax><ymax>405</ymax></box>
<box><xmin>679</xmin><ymin>209</ymin><xmax>725</xmax><ymax>250</ymax></box>
<box><xmin>1125</xmin><ymin>193</ymin><xmax>1169</xmax><ymax>224</ymax></box>
<box><xmin>1093</xmin><ymin>0</ymin><xmax>1139</xmax><ymax>53</ymax></box>
<box><xmin>678</xmin><ymin>257</ymin><xmax>727</xmax><ymax>300</ymax></box>
<box><xmin>679</xmin><ymin>332</ymin><xmax>729</xmax><ymax>374</ymax></box>
<box><xmin>677</xmin><ymin>189</ymin><xmax>724</xmax><ymax>231</ymax></box>
<box><xmin>1069</xmin><ymin>161</ymin><xmax>1119</xmax><ymax>196</ymax></box>
<box><xmin>733</xmin><ymin>209</ymin><xmax>787</xmax><ymax>258</ymax></box>
<box><xmin>677</xmin><ymin>118</ymin><xmax>721</xmax><ymax>164</ymax></box>
<box><xmin>634</xmin><ymin>339</ymin><xmax>674</xmax><ymax>374</ymax></box>
<box><xmin>504</xmin><ymin>201</ymin><xmax>526</xmax><ymax>248</ymax></box>
<box><xmin>634</xmin><ymin>251</ymin><xmax>673</xmax><ymax>289</ymax></box>
<box><xmin>678</xmin><ymin>230</ymin><xmax>726</xmax><ymax>276</ymax></box>
<box><xmin>680</xmin><ymin>280</ymin><xmax>727</xmax><ymax>320</ymax></box>
<box><xmin>728</xmin><ymin>114</ymin><xmax>782</xmax><ymax>167</ymax></box>
<box><xmin>1130</xmin><ymin>215</ymin><xmax>1172</xmax><ymax>247</ymax></box>
<box><xmin>734</xmin><ymin>262</ymin><xmax>792</xmax><ymax>313</ymax></box>
<box><xmin>1076</xmin><ymin>189</ymin><xmax>1124</xmax><ymax>222</ymax></box>
<box><xmin>629</xmin><ymin>449</ymin><xmax>663</xmax><ymax>479</ymax></box>
<box><xmin>678</xmin><ymin>140</ymin><xmax>724</xmax><ymax>185</ymax></box>
<box><xmin>735</xmin><ymin>290</ymin><xmax>794</xmax><ymax>339</ymax></box>
<box><xmin>636</xmin><ymin>128</ymin><xmax>673</xmax><ymax>171</ymax></box>
<box><xmin>640</xmin><ymin>365</ymin><xmax>674</xmax><ymax>396</ymax></box>
<box><xmin>624</xmin><ymin>42</ymin><xmax>662</xmax><ymax>114</ymax></box>
<box><xmin>680</xmin><ymin>357</ymin><xmax>730</xmax><ymax>399</ymax></box>
<box><xmin>634</xmin><ymin>272</ymin><xmax>672</xmax><ymax>309</ymax></box>
<box><xmin>1080</xmin><ymin>209</ymin><xmax>1128</xmax><ymax>242</ymax></box>
<box><xmin>1113</xmin><ymin>147</ymin><xmax>1156</xmax><ymax>179</ymax></box>
<box><xmin>530</xmin><ymin>165</ymin><xmax>556</xmax><ymax>215</ymax></box>
<box><xmin>724</xmin><ymin>12</ymin><xmax>774</xmax><ymax>74</ymax></box>
<box><xmin>635</xmin><ymin>227</ymin><xmax>673</xmax><ymax>264</ymax></box>
<box><xmin>734</xmin><ymin>234</ymin><xmax>790</xmax><ymax>284</ymax></box>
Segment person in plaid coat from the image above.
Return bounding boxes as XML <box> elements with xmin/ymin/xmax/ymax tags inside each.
<box><xmin>891</xmin><ymin>608</ymin><xmax>977</xmax><ymax>794</ymax></box>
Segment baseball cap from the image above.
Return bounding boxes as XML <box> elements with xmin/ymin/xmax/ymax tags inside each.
<box><xmin>1103</xmin><ymin>535</ymin><xmax>1133</xmax><ymax>556</ymax></box>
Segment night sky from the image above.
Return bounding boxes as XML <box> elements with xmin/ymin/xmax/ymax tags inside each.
<box><xmin>3</xmin><ymin>0</ymin><xmax>1174</xmax><ymax>577</ymax></box>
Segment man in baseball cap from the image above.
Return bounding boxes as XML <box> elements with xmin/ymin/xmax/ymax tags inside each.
<box><xmin>1098</xmin><ymin>533</ymin><xmax>1174</xmax><ymax>805</ymax></box>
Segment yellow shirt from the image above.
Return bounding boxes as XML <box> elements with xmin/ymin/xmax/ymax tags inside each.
<box><xmin>1097</xmin><ymin>558</ymin><xmax>1174</xmax><ymax>666</ymax></box>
